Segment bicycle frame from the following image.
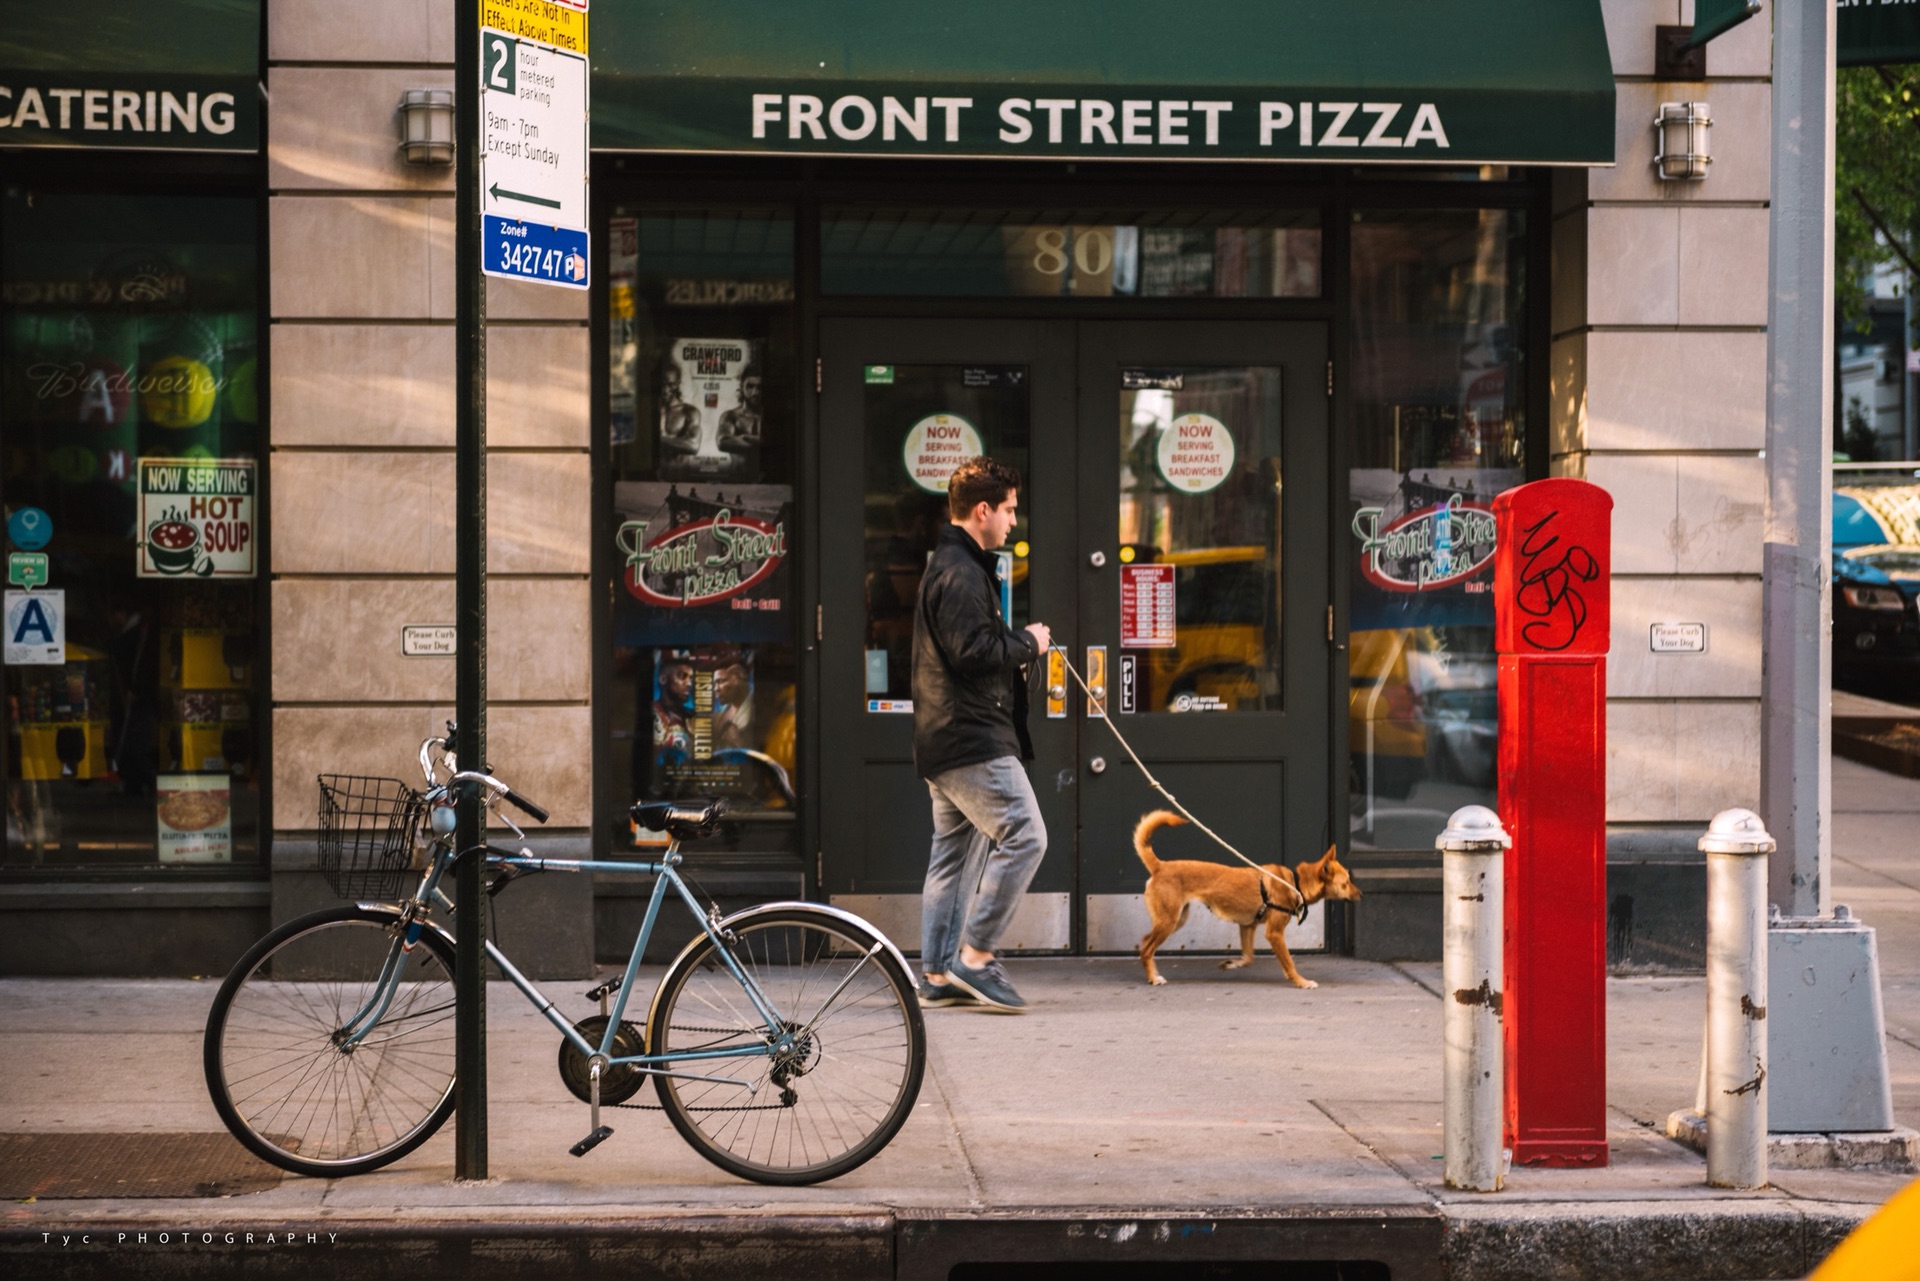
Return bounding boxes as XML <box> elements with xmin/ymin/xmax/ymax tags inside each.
<box><xmin>334</xmin><ymin>831</ymin><xmax>879</xmax><ymax>1095</ymax></box>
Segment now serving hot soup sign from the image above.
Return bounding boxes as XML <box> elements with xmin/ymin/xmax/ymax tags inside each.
<box><xmin>137</xmin><ymin>458</ymin><xmax>256</xmax><ymax>579</ymax></box>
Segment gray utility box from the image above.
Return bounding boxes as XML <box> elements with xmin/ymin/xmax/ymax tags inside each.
<box><xmin>1768</xmin><ymin>908</ymin><xmax>1895</xmax><ymax>1133</ymax></box>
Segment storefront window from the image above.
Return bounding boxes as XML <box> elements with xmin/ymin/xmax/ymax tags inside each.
<box><xmin>3</xmin><ymin>191</ymin><xmax>263</xmax><ymax>872</ymax></box>
<box><xmin>823</xmin><ymin>208</ymin><xmax>1320</xmax><ymax>298</ymax></box>
<box><xmin>1347</xmin><ymin>207</ymin><xmax>1526</xmax><ymax>851</ymax></box>
<box><xmin>607</xmin><ymin>208</ymin><xmax>798</xmax><ymax>846</ymax></box>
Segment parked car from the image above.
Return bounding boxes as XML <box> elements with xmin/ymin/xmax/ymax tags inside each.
<box><xmin>1843</xmin><ymin>543</ymin><xmax>1920</xmax><ymax>603</ymax></box>
<box><xmin>1834</xmin><ymin>551</ymin><xmax>1920</xmax><ymax>701</ymax></box>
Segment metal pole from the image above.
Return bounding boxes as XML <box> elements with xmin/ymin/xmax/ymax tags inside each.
<box><xmin>1702</xmin><ymin>809</ymin><xmax>1774</xmax><ymax>1189</ymax></box>
<box><xmin>1760</xmin><ymin>0</ymin><xmax>1836</xmax><ymax>918</ymax></box>
<box><xmin>1906</xmin><ymin>281</ymin><xmax>1917</xmax><ymax>461</ymax></box>
<box><xmin>1439</xmin><ymin>805</ymin><xmax>1510</xmax><ymax>1193</ymax></box>
<box><xmin>454</xmin><ymin>0</ymin><xmax>489</xmax><ymax>1181</ymax></box>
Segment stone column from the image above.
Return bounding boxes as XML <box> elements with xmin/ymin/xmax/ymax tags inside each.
<box><xmin>1551</xmin><ymin>0</ymin><xmax>1773</xmax><ymax>952</ymax></box>
<box><xmin>266</xmin><ymin>0</ymin><xmax>593</xmax><ymax>976</ymax></box>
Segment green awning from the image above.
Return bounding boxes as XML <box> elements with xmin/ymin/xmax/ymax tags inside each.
<box><xmin>0</xmin><ymin>0</ymin><xmax>260</xmax><ymax>152</ymax></box>
<box><xmin>591</xmin><ymin>0</ymin><xmax>1616</xmax><ymax>165</ymax></box>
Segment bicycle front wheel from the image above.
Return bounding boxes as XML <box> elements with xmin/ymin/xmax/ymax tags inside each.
<box><xmin>649</xmin><ymin>907</ymin><xmax>925</xmax><ymax>1184</ymax></box>
<box><xmin>204</xmin><ymin>905</ymin><xmax>458</xmax><ymax>1177</ymax></box>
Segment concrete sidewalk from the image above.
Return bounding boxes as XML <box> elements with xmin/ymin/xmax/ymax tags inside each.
<box><xmin>2</xmin><ymin>755</ymin><xmax>1916</xmax><ymax>1280</ymax></box>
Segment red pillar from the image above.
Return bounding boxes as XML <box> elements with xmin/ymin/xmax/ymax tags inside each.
<box><xmin>1492</xmin><ymin>478</ymin><xmax>1611</xmax><ymax>1168</ymax></box>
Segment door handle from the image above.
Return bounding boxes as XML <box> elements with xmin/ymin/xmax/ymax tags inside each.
<box><xmin>1045</xmin><ymin>650</ymin><xmax>1067</xmax><ymax>719</ymax></box>
<box><xmin>1084</xmin><ymin>646</ymin><xmax>1107</xmax><ymax>718</ymax></box>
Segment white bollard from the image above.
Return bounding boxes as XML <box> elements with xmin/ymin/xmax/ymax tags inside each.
<box><xmin>1700</xmin><ymin>807</ymin><xmax>1775</xmax><ymax>1189</ymax></box>
<box><xmin>1439</xmin><ymin>804</ymin><xmax>1511</xmax><ymax>1192</ymax></box>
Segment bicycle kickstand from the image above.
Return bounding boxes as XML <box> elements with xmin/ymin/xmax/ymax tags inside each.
<box><xmin>569</xmin><ymin>1060</ymin><xmax>614</xmax><ymax>1158</ymax></box>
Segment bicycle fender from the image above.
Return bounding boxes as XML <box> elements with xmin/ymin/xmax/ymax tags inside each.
<box><xmin>644</xmin><ymin>903</ymin><xmax>917</xmax><ymax>1040</ymax></box>
<box><xmin>353</xmin><ymin>902</ymin><xmax>459</xmax><ymax>954</ymax></box>
<box><xmin>716</xmin><ymin>901</ymin><xmax>914</xmax><ymax>980</ymax></box>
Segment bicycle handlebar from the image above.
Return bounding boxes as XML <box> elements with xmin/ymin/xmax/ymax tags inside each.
<box><xmin>501</xmin><ymin>788</ymin><xmax>550</xmax><ymax>824</ymax></box>
<box><xmin>447</xmin><ymin>768</ymin><xmax>549</xmax><ymax>824</ymax></box>
<box><xmin>419</xmin><ymin>736</ymin><xmax>450</xmax><ymax>788</ymax></box>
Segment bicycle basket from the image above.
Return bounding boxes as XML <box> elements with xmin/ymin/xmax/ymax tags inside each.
<box><xmin>317</xmin><ymin>775</ymin><xmax>427</xmax><ymax>899</ymax></box>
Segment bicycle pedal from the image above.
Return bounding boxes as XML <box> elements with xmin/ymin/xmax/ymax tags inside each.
<box><xmin>569</xmin><ymin>1125</ymin><xmax>614</xmax><ymax>1158</ymax></box>
<box><xmin>583</xmin><ymin>976</ymin><xmax>623</xmax><ymax>1001</ymax></box>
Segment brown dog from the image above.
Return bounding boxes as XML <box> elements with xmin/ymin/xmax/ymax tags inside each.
<box><xmin>1134</xmin><ymin>811</ymin><xmax>1362</xmax><ymax>989</ymax></box>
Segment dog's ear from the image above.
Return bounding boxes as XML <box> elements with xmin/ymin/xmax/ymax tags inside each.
<box><xmin>1316</xmin><ymin>844</ymin><xmax>1338</xmax><ymax>866</ymax></box>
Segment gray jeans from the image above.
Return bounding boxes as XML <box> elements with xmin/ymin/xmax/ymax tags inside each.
<box><xmin>921</xmin><ymin>756</ymin><xmax>1047</xmax><ymax>977</ymax></box>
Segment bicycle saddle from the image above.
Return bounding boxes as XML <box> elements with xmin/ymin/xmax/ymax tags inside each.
<box><xmin>629</xmin><ymin>799</ymin><xmax>725</xmax><ymax>840</ymax></box>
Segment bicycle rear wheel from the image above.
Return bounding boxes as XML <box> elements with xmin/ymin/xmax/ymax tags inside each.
<box><xmin>204</xmin><ymin>905</ymin><xmax>458</xmax><ymax>1177</ymax></box>
<box><xmin>648</xmin><ymin>907</ymin><xmax>925</xmax><ymax>1185</ymax></box>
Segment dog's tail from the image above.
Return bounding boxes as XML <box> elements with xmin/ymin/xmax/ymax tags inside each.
<box><xmin>1133</xmin><ymin>810</ymin><xmax>1186</xmax><ymax>873</ymax></box>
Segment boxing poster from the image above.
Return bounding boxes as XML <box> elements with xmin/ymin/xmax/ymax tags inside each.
<box><xmin>658</xmin><ymin>337</ymin><xmax>763</xmax><ymax>482</ymax></box>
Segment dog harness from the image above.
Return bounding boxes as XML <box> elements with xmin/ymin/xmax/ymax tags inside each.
<box><xmin>1254</xmin><ymin>870</ymin><xmax>1312</xmax><ymax>928</ymax></box>
<box><xmin>1056</xmin><ymin>652</ymin><xmax>1314</xmax><ymax>907</ymax></box>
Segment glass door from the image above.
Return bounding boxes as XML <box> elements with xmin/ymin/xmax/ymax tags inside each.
<box><xmin>817</xmin><ymin>318</ymin><xmax>1329</xmax><ymax>955</ymax></box>
<box><xmin>817</xmin><ymin>319</ymin><xmax>1077</xmax><ymax>951</ymax></box>
<box><xmin>1075</xmin><ymin>322</ymin><xmax>1331</xmax><ymax>952</ymax></box>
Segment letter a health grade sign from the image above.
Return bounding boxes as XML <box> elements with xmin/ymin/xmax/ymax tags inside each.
<box><xmin>5</xmin><ymin>590</ymin><xmax>65</xmax><ymax>666</ymax></box>
<box><xmin>480</xmin><ymin>0</ymin><xmax>589</xmax><ymax>290</ymax></box>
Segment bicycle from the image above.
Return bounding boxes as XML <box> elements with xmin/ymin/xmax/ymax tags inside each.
<box><xmin>202</xmin><ymin>728</ymin><xmax>926</xmax><ymax>1185</ymax></box>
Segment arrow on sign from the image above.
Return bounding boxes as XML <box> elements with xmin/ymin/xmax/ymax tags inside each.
<box><xmin>488</xmin><ymin>182</ymin><xmax>561</xmax><ymax>210</ymax></box>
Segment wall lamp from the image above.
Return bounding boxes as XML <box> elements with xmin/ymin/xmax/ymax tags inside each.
<box><xmin>398</xmin><ymin>89</ymin><xmax>454</xmax><ymax>165</ymax></box>
<box><xmin>1653</xmin><ymin>102</ymin><xmax>1712</xmax><ymax>182</ymax></box>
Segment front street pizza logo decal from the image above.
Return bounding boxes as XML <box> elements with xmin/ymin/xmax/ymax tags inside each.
<box><xmin>1352</xmin><ymin>495</ymin><xmax>1497</xmax><ymax>592</ymax></box>
<box><xmin>617</xmin><ymin>506</ymin><xmax>788</xmax><ymax>607</ymax></box>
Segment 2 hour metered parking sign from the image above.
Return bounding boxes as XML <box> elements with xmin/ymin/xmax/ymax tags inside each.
<box><xmin>480</xmin><ymin>6</ymin><xmax>589</xmax><ymax>290</ymax></box>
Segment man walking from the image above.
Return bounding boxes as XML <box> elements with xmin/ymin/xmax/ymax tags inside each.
<box><xmin>913</xmin><ymin>456</ymin><xmax>1051</xmax><ymax>1013</ymax></box>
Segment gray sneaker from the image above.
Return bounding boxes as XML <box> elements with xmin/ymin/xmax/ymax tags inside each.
<box><xmin>946</xmin><ymin>957</ymin><xmax>1028</xmax><ymax>1013</ymax></box>
<box><xmin>917</xmin><ymin>980</ymin><xmax>973</xmax><ymax>1008</ymax></box>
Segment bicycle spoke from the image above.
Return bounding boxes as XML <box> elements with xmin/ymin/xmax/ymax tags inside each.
<box><xmin>208</xmin><ymin>911</ymin><xmax>458</xmax><ymax>1175</ymax></box>
<box><xmin>651</xmin><ymin>911</ymin><xmax>922</xmax><ymax>1183</ymax></box>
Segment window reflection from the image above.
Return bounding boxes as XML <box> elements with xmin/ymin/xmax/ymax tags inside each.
<box><xmin>1117</xmin><ymin>367</ymin><xmax>1283</xmax><ymax>715</ymax></box>
<box><xmin>824</xmin><ymin>209</ymin><xmax>1320</xmax><ymax>298</ymax></box>
<box><xmin>861</xmin><ymin>366</ymin><xmax>1031</xmax><ymax>704</ymax></box>
<box><xmin>1348</xmin><ymin>208</ymin><xmax>1526</xmax><ymax>850</ymax></box>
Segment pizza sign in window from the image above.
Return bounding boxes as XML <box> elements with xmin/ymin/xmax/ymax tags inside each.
<box><xmin>1120</xmin><ymin>564</ymin><xmax>1176</xmax><ymax>648</ymax></box>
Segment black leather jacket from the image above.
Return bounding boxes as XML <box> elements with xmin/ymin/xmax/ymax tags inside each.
<box><xmin>911</xmin><ymin>524</ymin><xmax>1038</xmax><ymax>779</ymax></box>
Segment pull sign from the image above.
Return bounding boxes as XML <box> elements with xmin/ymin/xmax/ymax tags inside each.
<box><xmin>1046</xmin><ymin>649</ymin><xmax>1068</xmax><ymax>719</ymax></box>
<box><xmin>1084</xmin><ymin>645</ymin><xmax>1108</xmax><ymax>718</ymax></box>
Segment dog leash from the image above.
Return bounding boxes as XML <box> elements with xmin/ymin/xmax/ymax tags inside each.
<box><xmin>1052</xmin><ymin>650</ymin><xmax>1308</xmax><ymax>923</ymax></box>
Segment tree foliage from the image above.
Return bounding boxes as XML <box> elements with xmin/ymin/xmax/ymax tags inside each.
<box><xmin>1837</xmin><ymin>64</ymin><xmax>1920</xmax><ymax>325</ymax></box>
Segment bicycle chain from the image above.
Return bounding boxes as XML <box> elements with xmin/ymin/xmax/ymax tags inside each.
<box><xmin>604</xmin><ymin>1022</ymin><xmax>799</xmax><ymax>1112</ymax></box>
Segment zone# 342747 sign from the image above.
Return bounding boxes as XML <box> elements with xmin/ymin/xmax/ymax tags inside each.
<box><xmin>480</xmin><ymin>0</ymin><xmax>590</xmax><ymax>290</ymax></box>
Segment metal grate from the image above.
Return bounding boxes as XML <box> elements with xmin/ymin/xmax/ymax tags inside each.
<box><xmin>0</xmin><ymin>1133</ymin><xmax>286</xmax><ymax>1199</ymax></box>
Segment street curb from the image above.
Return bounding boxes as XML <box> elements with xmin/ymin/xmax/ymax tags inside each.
<box><xmin>1440</xmin><ymin>1199</ymin><xmax>1869</xmax><ymax>1281</ymax></box>
<box><xmin>3</xmin><ymin>1200</ymin><xmax>1870</xmax><ymax>1281</ymax></box>
<box><xmin>0</xmin><ymin>1215</ymin><xmax>895</xmax><ymax>1281</ymax></box>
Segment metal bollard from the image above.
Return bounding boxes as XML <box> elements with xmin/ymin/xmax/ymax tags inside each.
<box><xmin>1439</xmin><ymin>805</ymin><xmax>1511</xmax><ymax>1192</ymax></box>
<box><xmin>1700</xmin><ymin>807</ymin><xmax>1775</xmax><ymax>1189</ymax></box>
